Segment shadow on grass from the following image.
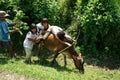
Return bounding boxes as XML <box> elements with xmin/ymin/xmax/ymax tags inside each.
<box><xmin>84</xmin><ymin>54</ymin><xmax>120</xmax><ymax>70</ymax></box>
<box><xmin>30</xmin><ymin>47</ymin><xmax>74</xmax><ymax>72</ymax></box>
<box><xmin>0</xmin><ymin>52</ymin><xmax>25</xmax><ymax>65</ymax></box>
<box><xmin>33</xmin><ymin>59</ymin><xmax>73</xmax><ymax>73</ymax></box>
<box><xmin>0</xmin><ymin>51</ymin><xmax>11</xmax><ymax>64</ymax></box>
<box><xmin>0</xmin><ymin>52</ymin><xmax>79</xmax><ymax>73</ymax></box>
<box><xmin>0</xmin><ymin>47</ymin><xmax>78</xmax><ymax>73</ymax></box>
<box><xmin>0</xmin><ymin>47</ymin><xmax>24</xmax><ymax>64</ymax></box>
<box><xmin>0</xmin><ymin>57</ymin><xmax>9</xmax><ymax>64</ymax></box>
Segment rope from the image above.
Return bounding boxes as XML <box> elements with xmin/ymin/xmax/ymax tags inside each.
<box><xmin>75</xmin><ymin>29</ymin><xmax>80</xmax><ymax>43</ymax></box>
<box><xmin>58</xmin><ymin>29</ymin><xmax>80</xmax><ymax>53</ymax></box>
<box><xmin>58</xmin><ymin>45</ymin><xmax>72</xmax><ymax>53</ymax></box>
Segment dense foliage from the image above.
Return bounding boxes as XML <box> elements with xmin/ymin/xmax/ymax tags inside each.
<box><xmin>0</xmin><ymin>0</ymin><xmax>120</xmax><ymax>68</ymax></box>
<box><xmin>74</xmin><ymin>0</ymin><xmax>120</xmax><ymax>68</ymax></box>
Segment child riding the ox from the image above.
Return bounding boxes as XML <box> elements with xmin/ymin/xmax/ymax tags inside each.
<box><xmin>36</xmin><ymin>18</ymin><xmax>74</xmax><ymax>46</ymax></box>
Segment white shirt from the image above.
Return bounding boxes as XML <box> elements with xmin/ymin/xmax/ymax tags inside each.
<box><xmin>36</xmin><ymin>23</ymin><xmax>44</xmax><ymax>35</ymax></box>
<box><xmin>36</xmin><ymin>23</ymin><xmax>52</xmax><ymax>34</ymax></box>
<box><xmin>50</xmin><ymin>26</ymin><xmax>71</xmax><ymax>39</ymax></box>
<box><xmin>23</xmin><ymin>31</ymin><xmax>37</xmax><ymax>50</ymax></box>
<box><xmin>36</xmin><ymin>24</ymin><xmax>72</xmax><ymax>41</ymax></box>
<box><xmin>36</xmin><ymin>23</ymin><xmax>63</xmax><ymax>35</ymax></box>
<box><xmin>50</xmin><ymin>26</ymin><xmax>63</xmax><ymax>35</ymax></box>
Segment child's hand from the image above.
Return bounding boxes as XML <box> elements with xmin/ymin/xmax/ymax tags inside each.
<box><xmin>15</xmin><ymin>28</ymin><xmax>20</xmax><ymax>32</ymax></box>
<box><xmin>32</xmin><ymin>40</ymin><xmax>36</xmax><ymax>45</ymax></box>
<box><xmin>9</xmin><ymin>28</ymin><xmax>20</xmax><ymax>33</ymax></box>
<box><xmin>36</xmin><ymin>35</ymin><xmax>43</xmax><ymax>43</ymax></box>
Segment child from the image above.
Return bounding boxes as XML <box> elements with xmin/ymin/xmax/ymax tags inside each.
<box><xmin>36</xmin><ymin>18</ymin><xmax>73</xmax><ymax>46</ymax></box>
<box><xmin>23</xmin><ymin>23</ymin><xmax>37</xmax><ymax>63</ymax></box>
<box><xmin>0</xmin><ymin>10</ymin><xmax>20</xmax><ymax>58</ymax></box>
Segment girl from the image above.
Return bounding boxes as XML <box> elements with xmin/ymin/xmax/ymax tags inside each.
<box><xmin>23</xmin><ymin>23</ymin><xmax>37</xmax><ymax>63</ymax></box>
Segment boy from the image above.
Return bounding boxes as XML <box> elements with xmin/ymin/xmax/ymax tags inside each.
<box><xmin>0</xmin><ymin>10</ymin><xmax>20</xmax><ymax>58</ymax></box>
<box><xmin>36</xmin><ymin>18</ymin><xmax>73</xmax><ymax>46</ymax></box>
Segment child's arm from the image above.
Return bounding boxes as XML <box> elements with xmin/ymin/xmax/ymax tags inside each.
<box><xmin>9</xmin><ymin>21</ymin><xmax>21</xmax><ymax>27</ymax></box>
<box><xmin>28</xmin><ymin>38</ymin><xmax>36</xmax><ymax>43</ymax></box>
<box><xmin>8</xmin><ymin>28</ymin><xmax>20</xmax><ymax>33</ymax></box>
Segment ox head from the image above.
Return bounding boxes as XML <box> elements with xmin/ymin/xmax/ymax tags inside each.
<box><xmin>72</xmin><ymin>54</ymin><xmax>84</xmax><ymax>73</ymax></box>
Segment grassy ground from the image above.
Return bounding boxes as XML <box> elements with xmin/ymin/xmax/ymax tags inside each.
<box><xmin>0</xmin><ymin>53</ymin><xmax>120</xmax><ymax>80</ymax></box>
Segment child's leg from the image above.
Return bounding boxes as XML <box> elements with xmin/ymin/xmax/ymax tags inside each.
<box><xmin>65</xmin><ymin>34</ymin><xmax>75</xmax><ymax>43</ymax></box>
<box><xmin>8</xmin><ymin>41</ymin><xmax>14</xmax><ymax>58</ymax></box>
<box><xmin>0</xmin><ymin>42</ymin><xmax>2</xmax><ymax>48</ymax></box>
<box><xmin>24</xmin><ymin>47</ymin><xmax>32</xmax><ymax>63</ymax></box>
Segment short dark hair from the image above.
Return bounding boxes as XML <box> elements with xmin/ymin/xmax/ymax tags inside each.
<box><xmin>30</xmin><ymin>23</ymin><xmax>36</xmax><ymax>29</ymax></box>
<box><xmin>29</xmin><ymin>23</ymin><xmax>37</xmax><ymax>33</ymax></box>
<box><xmin>41</xmin><ymin>18</ymin><xmax>48</xmax><ymax>24</ymax></box>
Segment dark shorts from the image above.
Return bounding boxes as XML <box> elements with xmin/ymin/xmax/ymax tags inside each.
<box><xmin>0</xmin><ymin>41</ymin><xmax>11</xmax><ymax>48</ymax></box>
<box><xmin>57</xmin><ymin>31</ymin><xmax>65</xmax><ymax>40</ymax></box>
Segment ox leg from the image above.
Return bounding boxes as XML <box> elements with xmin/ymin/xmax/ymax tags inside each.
<box><xmin>38</xmin><ymin>43</ymin><xmax>43</xmax><ymax>60</ymax></box>
<box><xmin>51</xmin><ymin>52</ymin><xmax>60</xmax><ymax>64</ymax></box>
<box><xmin>63</xmin><ymin>54</ymin><xmax>67</xmax><ymax>67</ymax></box>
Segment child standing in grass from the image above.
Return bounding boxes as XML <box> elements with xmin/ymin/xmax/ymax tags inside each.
<box><xmin>0</xmin><ymin>10</ymin><xmax>20</xmax><ymax>58</ymax></box>
<box><xmin>23</xmin><ymin>23</ymin><xmax>37</xmax><ymax>63</ymax></box>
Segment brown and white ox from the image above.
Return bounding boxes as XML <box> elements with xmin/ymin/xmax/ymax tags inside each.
<box><xmin>38</xmin><ymin>32</ymin><xmax>84</xmax><ymax>73</ymax></box>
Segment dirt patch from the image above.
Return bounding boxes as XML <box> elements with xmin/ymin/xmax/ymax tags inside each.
<box><xmin>0</xmin><ymin>71</ymin><xmax>35</xmax><ymax>80</ymax></box>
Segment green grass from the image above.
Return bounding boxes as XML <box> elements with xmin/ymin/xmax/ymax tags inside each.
<box><xmin>0</xmin><ymin>54</ymin><xmax>120</xmax><ymax>80</ymax></box>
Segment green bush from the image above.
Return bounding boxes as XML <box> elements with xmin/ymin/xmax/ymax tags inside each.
<box><xmin>71</xmin><ymin>0</ymin><xmax>120</xmax><ymax>67</ymax></box>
